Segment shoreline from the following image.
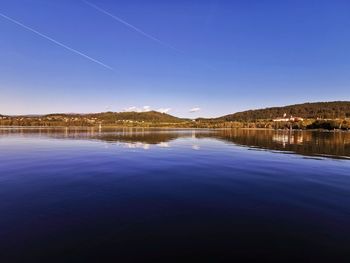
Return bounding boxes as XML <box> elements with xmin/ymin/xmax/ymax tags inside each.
<box><xmin>0</xmin><ymin>126</ymin><xmax>349</xmax><ymax>133</ymax></box>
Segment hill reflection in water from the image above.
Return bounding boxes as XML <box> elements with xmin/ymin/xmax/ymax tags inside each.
<box><xmin>212</xmin><ymin>129</ymin><xmax>350</xmax><ymax>160</ymax></box>
<box><xmin>1</xmin><ymin>128</ymin><xmax>349</xmax><ymax>159</ymax></box>
<box><xmin>1</xmin><ymin>127</ymin><xmax>350</xmax><ymax>262</ymax></box>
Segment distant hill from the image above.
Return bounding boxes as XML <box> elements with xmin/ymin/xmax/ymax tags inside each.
<box><xmin>214</xmin><ymin>101</ymin><xmax>350</xmax><ymax>121</ymax></box>
<box><xmin>45</xmin><ymin>111</ymin><xmax>188</xmax><ymax>123</ymax></box>
<box><xmin>2</xmin><ymin>102</ymin><xmax>350</xmax><ymax>128</ymax></box>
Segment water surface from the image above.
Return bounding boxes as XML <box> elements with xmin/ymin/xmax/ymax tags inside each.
<box><xmin>0</xmin><ymin>128</ymin><xmax>349</xmax><ymax>262</ymax></box>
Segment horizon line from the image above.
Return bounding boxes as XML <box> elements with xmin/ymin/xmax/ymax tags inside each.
<box><xmin>1</xmin><ymin>100</ymin><xmax>349</xmax><ymax>119</ymax></box>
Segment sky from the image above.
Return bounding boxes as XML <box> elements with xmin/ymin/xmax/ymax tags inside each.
<box><xmin>0</xmin><ymin>0</ymin><xmax>350</xmax><ymax>118</ymax></box>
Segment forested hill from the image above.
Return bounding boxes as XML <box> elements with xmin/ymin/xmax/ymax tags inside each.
<box><xmin>87</xmin><ymin>111</ymin><xmax>187</xmax><ymax>123</ymax></box>
<box><xmin>44</xmin><ymin>111</ymin><xmax>188</xmax><ymax>123</ymax></box>
<box><xmin>215</xmin><ymin>101</ymin><xmax>350</xmax><ymax>121</ymax></box>
<box><xmin>2</xmin><ymin>102</ymin><xmax>350</xmax><ymax>127</ymax></box>
<box><xmin>0</xmin><ymin>111</ymin><xmax>188</xmax><ymax>127</ymax></box>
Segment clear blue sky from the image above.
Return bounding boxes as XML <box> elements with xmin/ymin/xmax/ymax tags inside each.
<box><xmin>1</xmin><ymin>0</ymin><xmax>349</xmax><ymax>117</ymax></box>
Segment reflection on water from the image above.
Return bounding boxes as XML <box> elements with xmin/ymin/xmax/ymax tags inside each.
<box><xmin>213</xmin><ymin>129</ymin><xmax>350</xmax><ymax>159</ymax></box>
<box><xmin>1</xmin><ymin>127</ymin><xmax>349</xmax><ymax>159</ymax></box>
<box><xmin>0</xmin><ymin>128</ymin><xmax>350</xmax><ymax>262</ymax></box>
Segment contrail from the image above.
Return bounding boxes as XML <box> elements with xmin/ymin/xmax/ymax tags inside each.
<box><xmin>82</xmin><ymin>0</ymin><xmax>182</xmax><ymax>53</ymax></box>
<box><xmin>0</xmin><ymin>12</ymin><xmax>114</xmax><ymax>70</ymax></box>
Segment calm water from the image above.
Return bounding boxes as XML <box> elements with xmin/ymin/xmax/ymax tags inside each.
<box><xmin>0</xmin><ymin>128</ymin><xmax>349</xmax><ymax>262</ymax></box>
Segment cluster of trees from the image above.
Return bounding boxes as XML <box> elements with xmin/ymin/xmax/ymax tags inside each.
<box><xmin>188</xmin><ymin>119</ymin><xmax>350</xmax><ymax>130</ymax></box>
<box><xmin>215</xmin><ymin>101</ymin><xmax>350</xmax><ymax>121</ymax></box>
<box><xmin>306</xmin><ymin>119</ymin><xmax>350</xmax><ymax>130</ymax></box>
<box><xmin>0</xmin><ymin>117</ymin><xmax>90</xmax><ymax>127</ymax></box>
<box><xmin>86</xmin><ymin>111</ymin><xmax>188</xmax><ymax>123</ymax></box>
<box><xmin>0</xmin><ymin>111</ymin><xmax>189</xmax><ymax>127</ymax></box>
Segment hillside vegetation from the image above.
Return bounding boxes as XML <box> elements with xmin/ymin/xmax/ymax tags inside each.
<box><xmin>215</xmin><ymin>101</ymin><xmax>350</xmax><ymax>122</ymax></box>
<box><xmin>0</xmin><ymin>111</ymin><xmax>188</xmax><ymax>127</ymax></box>
<box><xmin>91</xmin><ymin>111</ymin><xmax>187</xmax><ymax>122</ymax></box>
<box><xmin>46</xmin><ymin>111</ymin><xmax>187</xmax><ymax>123</ymax></box>
<box><xmin>1</xmin><ymin>102</ymin><xmax>350</xmax><ymax>130</ymax></box>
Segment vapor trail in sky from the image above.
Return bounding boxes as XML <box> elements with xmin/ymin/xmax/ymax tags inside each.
<box><xmin>0</xmin><ymin>12</ymin><xmax>114</xmax><ymax>70</ymax></box>
<box><xmin>82</xmin><ymin>0</ymin><xmax>181</xmax><ymax>53</ymax></box>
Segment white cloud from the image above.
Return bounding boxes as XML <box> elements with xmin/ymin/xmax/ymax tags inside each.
<box><xmin>189</xmin><ymin>107</ymin><xmax>201</xmax><ymax>113</ymax></box>
<box><xmin>123</xmin><ymin>106</ymin><xmax>150</xmax><ymax>112</ymax></box>
<box><xmin>157</xmin><ymin>108</ymin><xmax>171</xmax><ymax>113</ymax></box>
<box><xmin>143</xmin><ymin>106</ymin><xmax>151</xmax><ymax>112</ymax></box>
<box><xmin>124</xmin><ymin>106</ymin><xmax>138</xmax><ymax>112</ymax></box>
<box><xmin>123</xmin><ymin>106</ymin><xmax>171</xmax><ymax>113</ymax></box>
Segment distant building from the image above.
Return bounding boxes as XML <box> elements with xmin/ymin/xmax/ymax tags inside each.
<box><xmin>273</xmin><ymin>113</ymin><xmax>304</xmax><ymax>122</ymax></box>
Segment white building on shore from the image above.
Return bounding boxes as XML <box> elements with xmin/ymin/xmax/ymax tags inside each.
<box><xmin>273</xmin><ymin>113</ymin><xmax>304</xmax><ymax>122</ymax></box>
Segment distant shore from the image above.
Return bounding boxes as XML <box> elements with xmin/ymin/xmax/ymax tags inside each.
<box><xmin>0</xmin><ymin>125</ymin><xmax>349</xmax><ymax>133</ymax></box>
<box><xmin>1</xmin><ymin>101</ymin><xmax>350</xmax><ymax>131</ymax></box>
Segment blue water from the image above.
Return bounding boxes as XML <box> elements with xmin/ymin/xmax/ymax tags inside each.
<box><xmin>0</xmin><ymin>129</ymin><xmax>349</xmax><ymax>262</ymax></box>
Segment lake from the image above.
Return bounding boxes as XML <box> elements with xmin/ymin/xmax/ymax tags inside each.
<box><xmin>0</xmin><ymin>128</ymin><xmax>349</xmax><ymax>262</ymax></box>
